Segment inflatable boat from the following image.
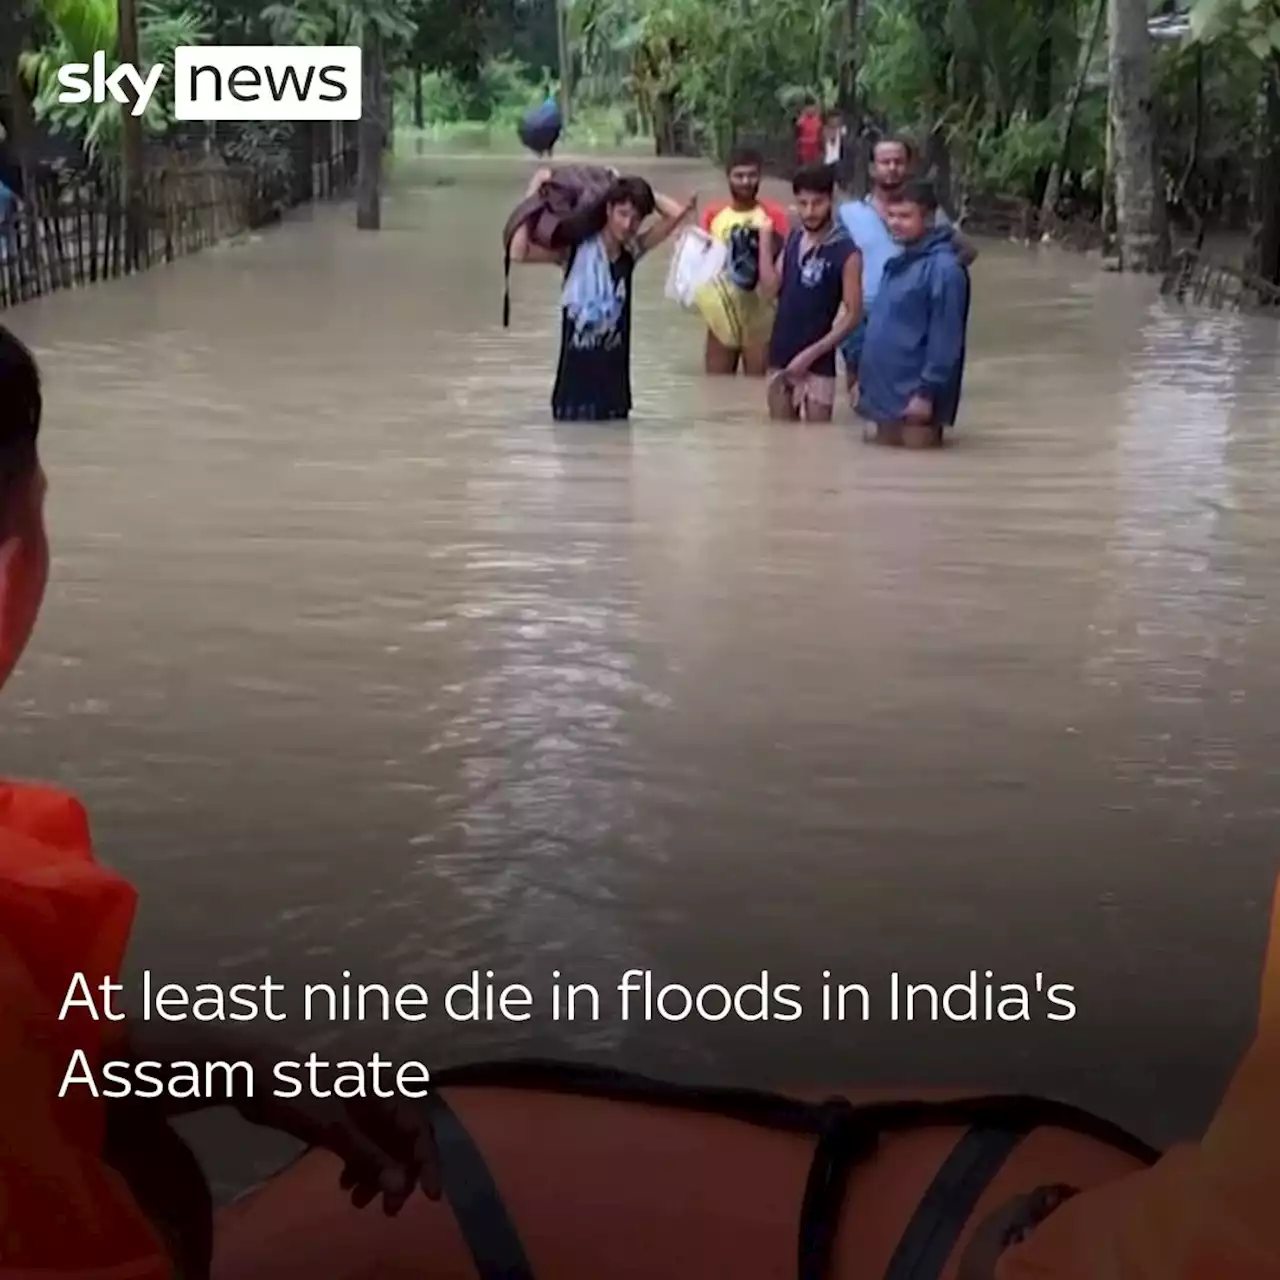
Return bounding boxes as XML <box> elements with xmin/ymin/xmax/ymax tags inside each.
<box><xmin>212</xmin><ymin>1060</ymin><xmax>1158</xmax><ymax>1280</ymax></box>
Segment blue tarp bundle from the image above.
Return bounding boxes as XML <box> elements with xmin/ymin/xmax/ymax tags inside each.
<box><xmin>519</xmin><ymin>98</ymin><xmax>562</xmax><ymax>154</ymax></box>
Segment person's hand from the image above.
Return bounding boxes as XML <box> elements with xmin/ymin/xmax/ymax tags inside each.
<box><xmin>124</xmin><ymin>1022</ymin><xmax>441</xmax><ymax>1216</ymax></box>
<box><xmin>526</xmin><ymin>166</ymin><xmax>553</xmax><ymax>195</ymax></box>
<box><xmin>903</xmin><ymin>393</ymin><xmax>933</xmax><ymax>424</ymax></box>
<box><xmin>235</xmin><ymin>1067</ymin><xmax>441</xmax><ymax>1215</ymax></box>
<box><xmin>785</xmin><ymin>350</ymin><xmax>815</xmax><ymax>380</ymax></box>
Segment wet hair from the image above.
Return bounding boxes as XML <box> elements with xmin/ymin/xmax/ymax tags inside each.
<box><xmin>872</xmin><ymin>134</ymin><xmax>916</xmax><ymax>164</ymax></box>
<box><xmin>792</xmin><ymin>164</ymin><xmax>836</xmax><ymax>197</ymax></box>
<box><xmin>0</xmin><ymin>325</ymin><xmax>41</xmax><ymax>528</ymax></box>
<box><xmin>554</xmin><ymin>175</ymin><xmax>656</xmax><ymax>248</ymax></box>
<box><xmin>726</xmin><ymin>146</ymin><xmax>763</xmax><ymax>172</ymax></box>
<box><xmin>890</xmin><ymin>177</ymin><xmax>940</xmax><ymax>213</ymax></box>
<box><xmin>604</xmin><ymin>176</ymin><xmax>655</xmax><ymax>217</ymax></box>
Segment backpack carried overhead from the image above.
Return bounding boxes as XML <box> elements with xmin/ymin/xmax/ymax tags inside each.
<box><xmin>501</xmin><ymin>166</ymin><xmax>654</xmax><ymax>326</ymax></box>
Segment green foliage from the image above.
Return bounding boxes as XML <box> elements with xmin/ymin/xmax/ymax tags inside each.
<box><xmin>220</xmin><ymin>120</ymin><xmax>295</xmax><ymax>186</ymax></box>
<box><xmin>9</xmin><ymin>0</ymin><xmax>1272</xmax><ymax>225</ymax></box>
<box><xmin>1189</xmin><ymin>0</ymin><xmax>1280</xmax><ymax>59</ymax></box>
<box><xmin>19</xmin><ymin>0</ymin><xmax>208</xmax><ymax>158</ymax></box>
<box><xmin>259</xmin><ymin>0</ymin><xmax>417</xmax><ymax>47</ymax></box>
<box><xmin>398</xmin><ymin>54</ymin><xmax>641</xmax><ymax>150</ymax></box>
<box><xmin>566</xmin><ymin>0</ymin><xmax>842</xmax><ymax>157</ymax></box>
<box><xmin>405</xmin><ymin>54</ymin><xmax>530</xmax><ymax>122</ymax></box>
<box><xmin>858</xmin><ymin>0</ymin><xmax>935</xmax><ymax>132</ymax></box>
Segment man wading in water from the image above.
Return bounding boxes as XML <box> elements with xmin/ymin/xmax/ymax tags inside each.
<box><xmin>509</xmin><ymin>169</ymin><xmax>694</xmax><ymax>421</ymax></box>
<box><xmin>694</xmin><ymin>147</ymin><xmax>791</xmax><ymax>377</ymax></box>
<box><xmin>837</xmin><ymin>136</ymin><xmax>978</xmax><ymax>403</ymax></box>
<box><xmin>758</xmin><ymin>164</ymin><xmax>862</xmax><ymax>423</ymax></box>
<box><xmin>854</xmin><ymin>180</ymin><xmax>971</xmax><ymax>449</ymax></box>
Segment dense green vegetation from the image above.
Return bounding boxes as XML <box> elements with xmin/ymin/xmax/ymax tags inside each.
<box><xmin>3</xmin><ymin>0</ymin><xmax>1280</xmax><ymax>277</ymax></box>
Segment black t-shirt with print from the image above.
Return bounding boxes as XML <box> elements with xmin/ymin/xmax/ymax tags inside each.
<box><xmin>552</xmin><ymin>244</ymin><xmax>636</xmax><ymax>422</ymax></box>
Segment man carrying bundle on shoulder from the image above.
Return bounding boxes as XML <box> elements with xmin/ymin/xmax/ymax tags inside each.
<box><xmin>508</xmin><ymin>166</ymin><xmax>696</xmax><ymax>422</ymax></box>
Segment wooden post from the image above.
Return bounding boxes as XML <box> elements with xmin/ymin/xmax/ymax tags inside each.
<box><xmin>117</xmin><ymin>0</ymin><xmax>145</xmax><ymax>270</ymax></box>
<box><xmin>356</xmin><ymin>25</ymin><xmax>382</xmax><ymax>230</ymax></box>
<box><xmin>838</xmin><ymin>0</ymin><xmax>864</xmax><ymax>194</ymax></box>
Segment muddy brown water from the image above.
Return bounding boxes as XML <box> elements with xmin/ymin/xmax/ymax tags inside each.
<box><xmin>4</xmin><ymin>153</ymin><xmax>1280</xmax><ymax>1199</ymax></box>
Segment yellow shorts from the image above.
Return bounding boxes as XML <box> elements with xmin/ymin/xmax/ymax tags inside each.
<box><xmin>693</xmin><ymin>276</ymin><xmax>775</xmax><ymax>351</ymax></box>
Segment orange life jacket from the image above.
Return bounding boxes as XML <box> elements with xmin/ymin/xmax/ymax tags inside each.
<box><xmin>0</xmin><ymin>779</ymin><xmax>172</xmax><ymax>1280</ymax></box>
<box><xmin>997</xmin><ymin>874</ymin><xmax>1280</xmax><ymax>1280</ymax></box>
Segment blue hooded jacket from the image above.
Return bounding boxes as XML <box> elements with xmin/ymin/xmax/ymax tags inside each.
<box><xmin>855</xmin><ymin>225</ymin><xmax>970</xmax><ymax>427</ymax></box>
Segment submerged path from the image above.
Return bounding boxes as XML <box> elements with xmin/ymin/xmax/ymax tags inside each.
<box><xmin>4</xmin><ymin>151</ymin><xmax>1279</xmax><ymax>1193</ymax></box>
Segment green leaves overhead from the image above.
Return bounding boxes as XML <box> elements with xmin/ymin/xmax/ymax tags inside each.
<box><xmin>1188</xmin><ymin>0</ymin><xmax>1280</xmax><ymax>56</ymax></box>
<box><xmin>20</xmin><ymin>0</ymin><xmax>209</xmax><ymax>156</ymax></box>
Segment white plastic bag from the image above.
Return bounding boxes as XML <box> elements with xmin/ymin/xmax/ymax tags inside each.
<box><xmin>664</xmin><ymin>226</ymin><xmax>728</xmax><ymax>308</ymax></box>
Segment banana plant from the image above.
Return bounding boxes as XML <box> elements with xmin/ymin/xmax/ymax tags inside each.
<box><xmin>19</xmin><ymin>0</ymin><xmax>208</xmax><ymax>158</ymax></box>
<box><xmin>259</xmin><ymin>0</ymin><xmax>417</xmax><ymax>49</ymax></box>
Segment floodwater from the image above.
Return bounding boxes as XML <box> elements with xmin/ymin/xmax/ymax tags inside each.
<box><xmin>5</xmin><ymin>153</ymin><xmax>1280</xmax><ymax>1198</ymax></box>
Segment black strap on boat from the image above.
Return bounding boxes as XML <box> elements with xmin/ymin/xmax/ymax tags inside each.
<box><xmin>797</xmin><ymin>1097</ymin><xmax>879</xmax><ymax>1280</ymax></box>
<box><xmin>883</xmin><ymin>1124</ymin><xmax>1027</xmax><ymax>1280</ymax></box>
<box><xmin>428</xmin><ymin>1059</ymin><xmax>1161</xmax><ymax>1280</ymax></box>
<box><xmin>426</xmin><ymin>1091</ymin><xmax>537</xmax><ymax>1280</ymax></box>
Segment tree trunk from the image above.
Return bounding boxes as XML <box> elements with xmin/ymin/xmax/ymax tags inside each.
<box><xmin>1106</xmin><ymin>0</ymin><xmax>1166</xmax><ymax>270</ymax></box>
<box><xmin>1041</xmin><ymin>0</ymin><xmax>1106</xmax><ymax>229</ymax></box>
<box><xmin>356</xmin><ymin>27</ymin><xmax>382</xmax><ymax>231</ymax></box>
<box><xmin>837</xmin><ymin>0</ymin><xmax>864</xmax><ymax>193</ymax></box>
<box><xmin>5</xmin><ymin>66</ymin><xmax>38</xmax><ymax>202</ymax></box>
<box><xmin>1033</xmin><ymin>0</ymin><xmax>1055</xmax><ymax>119</ymax></box>
<box><xmin>555</xmin><ymin>0</ymin><xmax>572</xmax><ymax>126</ymax></box>
<box><xmin>413</xmin><ymin>66</ymin><xmax>424</xmax><ymax>129</ymax></box>
<box><xmin>924</xmin><ymin>124</ymin><xmax>954</xmax><ymax>215</ymax></box>
<box><xmin>1251</xmin><ymin>57</ymin><xmax>1280</xmax><ymax>283</ymax></box>
<box><xmin>117</xmin><ymin>0</ymin><xmax>146</xmax><ymax>270</ymax></box>
<box><xmin>652</xmin><ymin>91</ymin><xmax>677</xmax><ymax>156</ymax></box>
<box><xmin>1101</xmin><ymin>79</ymin><xmax>1116</xmax><ymax>253</ymax></box>
<box><xmin>0</xmin><ymin>6</ymin><xmax>36</xmax><ymax>200</ymax></box>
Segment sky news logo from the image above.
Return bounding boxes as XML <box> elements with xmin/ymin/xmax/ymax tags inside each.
<box><xmin>56</xmin><ymin>48</ymin><xmax>362</xmax><ymax>122</ymax></box>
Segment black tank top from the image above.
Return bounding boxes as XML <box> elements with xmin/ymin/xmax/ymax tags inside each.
<box><xmin>767</xmin><ymin>226</ymin><xmax>855</xmax><ymax>377</ymax></box>
<box><xmin>552</xmin><ymin>245</ymin><xmax>635</xmax><ymax>422</ymax></box>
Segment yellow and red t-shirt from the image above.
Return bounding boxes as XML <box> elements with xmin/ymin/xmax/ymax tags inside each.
<box><xmin>699</xmin><ymin>200</ymin><xmax>791</xmax><ymax>247</ymax></box>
